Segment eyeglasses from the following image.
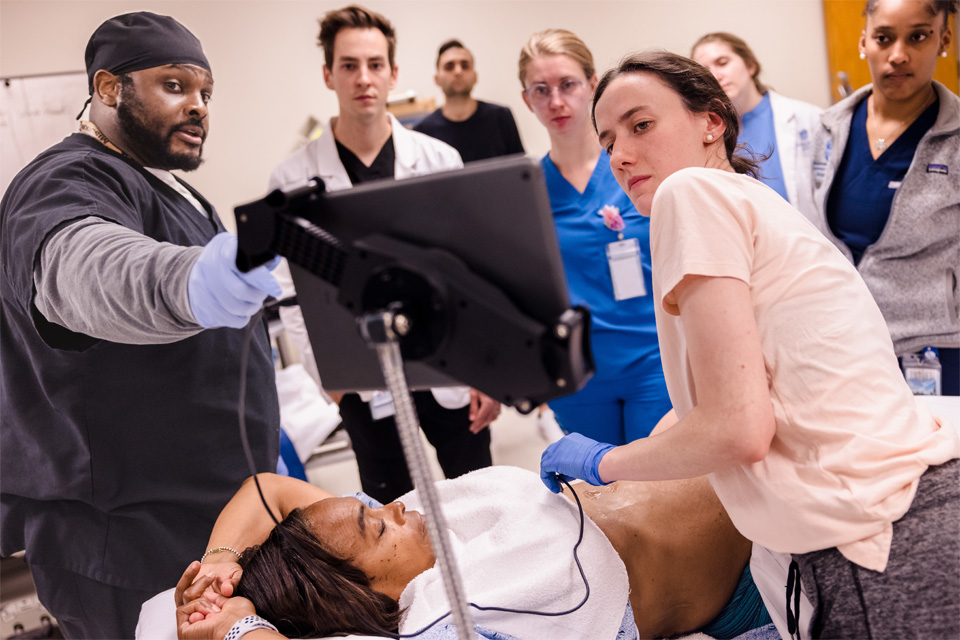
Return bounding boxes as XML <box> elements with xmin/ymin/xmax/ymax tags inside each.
<box><xmin>523</xmin><ymin>78</ymin><xmax>588</xmax><ymax>107</ymax></box>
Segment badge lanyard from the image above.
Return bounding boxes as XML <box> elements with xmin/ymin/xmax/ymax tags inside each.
<box><xmin>370</xmin><ymin>390</ymin><xmax>397</xmax><ymax>420</ymax></box>
<box><xmin>598</xmin><ymin>205</ymin><xmax>646</xmax><ymax>300</ymax></box>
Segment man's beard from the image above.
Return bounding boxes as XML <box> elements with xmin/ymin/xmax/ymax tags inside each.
<box><xmin>117</xmin><ymin>86</ymin><xmax>205</xmax><ymax>172</ymax></box>
<box><xmin>443</xmin><ymin>85</ymin><xmax>473</xmax><ymax>100</ymax></box>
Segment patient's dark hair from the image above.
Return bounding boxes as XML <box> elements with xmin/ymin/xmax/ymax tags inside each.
<box><xmin>236</xmin><ymin>508</ymin><xmax>402</xmax><ymax>638</ymax></box>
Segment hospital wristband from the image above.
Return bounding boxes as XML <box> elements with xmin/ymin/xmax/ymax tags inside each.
<box><xmin>201</xmin><ymin>546</ymin><xmax>242</xmax><ymax>563</ymax></box>
<box><xmin>224</xmin><ymin>615</ymin><xmax>278</xmax><ymax>640</ymax></box>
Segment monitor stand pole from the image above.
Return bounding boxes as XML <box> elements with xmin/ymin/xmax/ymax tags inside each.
<box><xmin>360</xmin><ymin>309</ymin><xmax>475</xmax><ymax>639</ymax></box>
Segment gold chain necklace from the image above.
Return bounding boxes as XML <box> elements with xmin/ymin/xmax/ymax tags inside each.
<box><xmin>78</xmin><ymin>120</ymin><xmax>127</xmax><ymax>156</ymax></box>
<box><xmin>869</xmin><ymin>91</ymin><xmax>935</xmax><ymax>152</ymax></box>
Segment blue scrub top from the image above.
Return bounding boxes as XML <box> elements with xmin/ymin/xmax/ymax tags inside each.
<box><xmin>741</xmin><ymin>93</ymin><xmax>789</xmax><ymax>202</ymax></box>
<box><xmin>826</xmin><ymin>96</ymin><xmax>939</xmax><ymax>264</ymax></box>
<box><xmin>542</xmin><ymin>150</ymin><xmax>660</xmax><ymax>366</ymax></box>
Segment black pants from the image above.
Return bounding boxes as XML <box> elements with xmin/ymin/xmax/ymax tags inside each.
<box><xmin>339</xmin><ymin>391</ymin><xmax>492</xmax><ymax>504</ymax></box>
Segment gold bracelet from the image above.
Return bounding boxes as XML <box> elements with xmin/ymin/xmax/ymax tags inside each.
<box><xmin>200</xmin><ymin>546</ymin><xmax>241</xmax><ymax>563</ymax></box>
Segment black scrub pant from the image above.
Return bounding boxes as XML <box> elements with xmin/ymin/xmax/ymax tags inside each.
<box><xmin>30</xmin><ymin>564</ymin><xmax>157</xmax><ymax>639</ymax></box>
<box><xmin>339</xmin><ymin>391</ymin><xmax>493</xmax><ymax>505</ymax></box>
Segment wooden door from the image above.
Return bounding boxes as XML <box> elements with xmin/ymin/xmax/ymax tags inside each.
<box><xmin>823</xmin><ymin>0</ymin><xmax>959</xmax><ymax>104</ymax></box>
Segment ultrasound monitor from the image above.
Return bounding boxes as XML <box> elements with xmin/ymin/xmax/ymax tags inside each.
<box><xmin>282</xmin><ymin>155</ymin><xmax>571</xmax><ymax>392</ymax></box>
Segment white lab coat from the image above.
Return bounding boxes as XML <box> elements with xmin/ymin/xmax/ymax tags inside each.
<box><xmin>269</xmin><ymin>114</ymin><xmax>470</xmax><ymax>409</ymax></box>
<box><xmin>768</xmin><ymin>91</ymin><xmax>822</xmax><ymax>214</ymax></box>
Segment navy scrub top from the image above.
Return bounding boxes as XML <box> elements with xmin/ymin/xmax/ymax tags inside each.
<box><xmin>826</xmin><ymin>97</ymin><xmax>939</xmax><ymax>264</ymax></box>
<box><xmin>0</xmin><ymin>134</ymin><xmax>280</xmax><ymax>592</ymax></box>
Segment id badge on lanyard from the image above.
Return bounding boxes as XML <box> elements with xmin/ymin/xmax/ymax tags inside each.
<box><xmin>606</xmin><ymin>238</ymin><xmax>647</xmax><ymax>300</ymax></box>
<box><xmin>598</xmin><ymin>204</ymin><xmax>647</xmax><ymax>301</ymax></box>
<box><xmin>369</xmin><ymin>390</ymin><xmax>396</xmax><ymax>420</ymax></box>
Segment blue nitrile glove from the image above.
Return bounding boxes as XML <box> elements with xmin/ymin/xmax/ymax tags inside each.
<box><xmin>188</xmin><ymin>233</ymin><xmax>282</xmax><ymax>329</ymax></box>
<box><xmin>540</xmin><ymin>432</ymin><xmax>616</xmax><ymax>493</ymax></box>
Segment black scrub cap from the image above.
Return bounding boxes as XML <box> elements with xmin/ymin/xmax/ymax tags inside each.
<box><xmin>84</xmin><ymin>11</ymin><xmax>211</xmax><ymax>94</ymax></box>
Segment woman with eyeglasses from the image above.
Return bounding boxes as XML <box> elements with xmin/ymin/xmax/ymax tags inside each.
<box><xmin>518</xmin><ymin>30</ymin><xmax>671</xmax><ymax>445</ymax></box>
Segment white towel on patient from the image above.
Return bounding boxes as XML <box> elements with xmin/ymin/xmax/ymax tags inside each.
<box><xmin>397</xmin><ymin>466</ymin><xmax>629</xmax><ymax>639</ymax></box>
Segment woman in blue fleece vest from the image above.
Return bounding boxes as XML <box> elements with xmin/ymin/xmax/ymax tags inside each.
<box><xmin>806</xmin><ymin>0</ymin><xmax>960</xmax><ymax>394</ymax></box>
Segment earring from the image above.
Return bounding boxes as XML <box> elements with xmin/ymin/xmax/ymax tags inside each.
<box><xmin>706</xmin><ymin>134</ymin><xmax>714</xmax><ymax>142</ymax></box>
<box><xmin>859</xmin><ymin>52</ymin><xmax>866</xmax><ymax>60</ymax></box>
<box><xmin>942</xmin><ymin>51</ymin><xmax>949</xmax><ymax>58</ymax></box>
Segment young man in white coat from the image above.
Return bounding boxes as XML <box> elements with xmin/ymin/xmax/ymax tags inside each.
<box><xmin>269</xmin><ymin>5</ymin><xmax>500</xmax><ymax>504</ymax></box>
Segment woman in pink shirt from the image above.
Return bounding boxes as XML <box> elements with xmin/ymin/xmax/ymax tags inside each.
<box><xmin>540</xmin><ymin>49</ymin><xmax>959</xmax><ymax>638</ymax></box>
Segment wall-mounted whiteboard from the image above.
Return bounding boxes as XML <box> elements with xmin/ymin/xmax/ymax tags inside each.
<box><xmin>1</xmin><ymin>72</ymin><xmax>88</xmax><ymax>194</ymax></box>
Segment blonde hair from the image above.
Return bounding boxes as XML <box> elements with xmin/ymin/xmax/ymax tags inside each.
<box><xmin>517</xmin><ymin>29</ymin><xmax>595</xmax><ymax>88</ymax></box>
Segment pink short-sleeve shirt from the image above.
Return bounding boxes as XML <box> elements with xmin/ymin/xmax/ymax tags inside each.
<box><xmin>650</xmin><ymin>167</ymin><xmax>959</xmax><ymax>572</ymax></box>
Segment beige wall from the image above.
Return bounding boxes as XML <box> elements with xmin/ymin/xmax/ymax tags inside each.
<box><xmin>0</xmin><ymin>0</ymin><xmax>830</xmax><ymax>228</ymax></box>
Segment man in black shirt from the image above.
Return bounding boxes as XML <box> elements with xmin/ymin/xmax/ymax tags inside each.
<box><xmin>414</xmin><ymin>40</ymin><xmax>525</xmax><ymax>163</ymax></box>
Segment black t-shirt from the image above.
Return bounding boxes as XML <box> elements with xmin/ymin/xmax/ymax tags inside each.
<box><xmin>336</xmin><ymin>135</ymin><xmax>396</xmax><ymax>184</ymax></box>
<box><xmin>414</xmin><ymin>100</ymin><xmax>525</xmax><ymax>163</ymax></box>
<box><xmin>0</xmin><ymin>133</ymin><xmax>279</xmax><ymax>591</ymax></box>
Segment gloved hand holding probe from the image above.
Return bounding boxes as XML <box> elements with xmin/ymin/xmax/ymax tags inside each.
<box><xmin>540</xmin><ymin>432</ymin><xmax>615</xmax><ymax>493</ymax></box>
<box><xmin>188</xmin><ymin>233</ymin><xmax>282</xmax><ymax>329</ymax></box>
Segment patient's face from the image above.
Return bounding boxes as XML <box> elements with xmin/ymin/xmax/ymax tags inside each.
<box><xmin>302</xmin><ymin>497</ymin><xmax>435</xmax><ymax>600</ymax></box>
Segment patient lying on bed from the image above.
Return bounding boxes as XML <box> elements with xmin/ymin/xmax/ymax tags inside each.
<box><xmin>175</xmin><ymin>466</ymin><xmax>768</xmax><ymax>640</ymax></box>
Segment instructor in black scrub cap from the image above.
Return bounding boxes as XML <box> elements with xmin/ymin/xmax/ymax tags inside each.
<box><xmin>0</xmin><ymin>12</ymin><xmax>281</xmax><ymax>638</ymax></box>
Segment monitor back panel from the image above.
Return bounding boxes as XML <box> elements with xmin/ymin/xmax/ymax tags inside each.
<box><xmin>288</xmin><ymin>156</ymin><xmax>569</xmax><ymax>392</ymax></box>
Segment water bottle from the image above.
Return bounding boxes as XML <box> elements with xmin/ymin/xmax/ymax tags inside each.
<box><xmin>902</xmin><ymin>347</ymin><xmax>942</xmax><ymax>396</ymax></box>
